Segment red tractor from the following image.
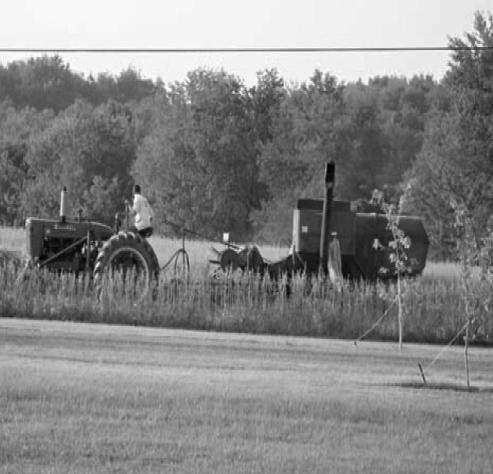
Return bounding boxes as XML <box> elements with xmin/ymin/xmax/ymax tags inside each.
<box><xmin>24</xmin><ymin>188</ymin><xmax>159</xmax><ymax>285</ymax></box>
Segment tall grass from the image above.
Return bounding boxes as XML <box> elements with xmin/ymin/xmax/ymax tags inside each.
<box><xmin>0</xmin><ymin>225</ymin><xmax>25</xmax><ymax>255</ymax></box>
<box><xmin>1</xmin><ymin>225</ymin><xmax>491</xmax><ymax>344</ymax></box>
<box><xmin>1</xmin><ymin>258</ymin><xmax>491</xmax><ymax>344</ymax></box>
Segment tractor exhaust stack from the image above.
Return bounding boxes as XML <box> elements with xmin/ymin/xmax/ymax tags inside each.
<box><xmin>60</xmin><ymin>187</ymin><xmax>67</xmax><ymax>223</ymax></box>
<box><xmin>319</xmin><ymin>162</ymin><xmax>335</xmax><ymax>275</ymax></box>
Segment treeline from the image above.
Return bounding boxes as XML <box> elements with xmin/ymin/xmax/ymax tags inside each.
<box><xmin>0</xmin><ymin>12</ymin><xmax>492</xmax><ymax>259</ymax></box>
<box><xmin>0</xmin><ymin>56</ymin><xmax>159</xmax><ymax>111</ymax></box>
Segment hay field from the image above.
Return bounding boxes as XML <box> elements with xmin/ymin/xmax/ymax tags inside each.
<box><xmin>1</xmin><ymin>225</ymin><xmax>491</xmax><ymax>345</ymax></box>
<box><xmin>0</xmin><ymin>224</ymin><xmax>463</xmax><ymax>278</ymax></box>
<box><xmin>1</xmin><ymin>317</ymin><xmax>492</xmax><ymax>473</ymax></box>
<box><xmin>0</xmin><ymin>225</ymin><xmax>289</xmax><ymax>265</ymax></box>
<box><xmin>0</xmin><ymin>223</ymin><xmax>462</xmax><ymax>277</ymax></box>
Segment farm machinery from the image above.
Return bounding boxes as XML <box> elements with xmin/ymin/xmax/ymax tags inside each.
<box><xmin>20</xmin><ymin>162</ymin><xmax>429</xmax><ymax>288</ymax></box>
<box><xmin>212</xmin><ymin>163</ymin><xmax>429</xmax><ymax>281</ymax></box>
<box><xmin>24</xmin><ymin>188</ymin><xmax>160</xmax><ymax>285</ymax></box>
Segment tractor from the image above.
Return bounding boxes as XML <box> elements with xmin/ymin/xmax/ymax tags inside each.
<box><xmin>22</xmin><ymin>162</ymin><xmax>429</xmax><ymax>287</ymax></box>
<box><xmin>24</xmin><ymin>188</ymin><xmax>160</xmax><ymax>286</ymax></box>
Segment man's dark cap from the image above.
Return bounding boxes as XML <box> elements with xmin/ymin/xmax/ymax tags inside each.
<box><xmin>134</xmin><ymin>184</ymin><xmax>141</xmax><ymax>194</ymax></box>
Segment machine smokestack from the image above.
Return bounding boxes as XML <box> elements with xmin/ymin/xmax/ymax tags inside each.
<box><xmin>319</xmin><ymin>162</ymin><xmax>335</xmax><ymax>274</ymax></box>
<box><xmin>60</xmin><ymin>187</ymin><xmax>67</xmax><ymax>223</ymax></box>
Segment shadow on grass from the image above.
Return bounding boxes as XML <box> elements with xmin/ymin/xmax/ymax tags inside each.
<box><xmin>386</xmin><ymin>381</ymin><xmax>493</xmax><ymax>393</ymax></box>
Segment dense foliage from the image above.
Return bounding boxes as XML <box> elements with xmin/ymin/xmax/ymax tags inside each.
<box><xmin>406</xmin><ymin>12</ymin><xmax>493</xmax><ymax>258</ymax></box>
<box><xmin>0</xmin><ymin>12</ymin><xmax>492</xmax><ymax>257</ymax></box>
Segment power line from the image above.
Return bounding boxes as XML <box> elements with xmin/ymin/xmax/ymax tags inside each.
<box><xmin>0</xmin><ymin>46</ymin><xmax>492</xmax><ymax>54</ymax></box>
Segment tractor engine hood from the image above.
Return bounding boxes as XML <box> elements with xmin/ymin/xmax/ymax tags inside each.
<box><xmin>25</xmin><ymin>217</ymin><xmax>114</xmax><ymax>259</ymax></box>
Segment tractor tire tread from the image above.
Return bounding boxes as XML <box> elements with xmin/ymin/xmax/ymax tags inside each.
<box><xmin>93</xmin><ymin>231</ymin><xmax>159</xmax><ymax>283</ymax></box>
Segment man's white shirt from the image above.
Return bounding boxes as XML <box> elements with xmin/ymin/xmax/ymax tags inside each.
<box><xmin>132</xmin><ymin>194</ymin><xmax>154</xmax><ymax>230</ymax></box>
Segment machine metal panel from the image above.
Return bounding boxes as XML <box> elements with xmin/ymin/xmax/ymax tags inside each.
<box><xmin>330</xmin><ymin>211</ymin><xmax>355</xmax><ymax>256</ymax></box>
<box><xmin>296</xmin><ymin>199</ymin><xmax>350</xmax><ymax>212</ymax></box>
<box><xmin>293</xmin><ymin>206</ymin><xmax>355</xmax><ymax>256</ymax></box>
<box><xmin>292</xmin><ymin>209</ymin><xmax>300</xmax><ymax>252</ymax></box>
<box><xmin>295</xmin><ymin>209</ymin><xmax>321</xmax><ymax>254</ymax></box>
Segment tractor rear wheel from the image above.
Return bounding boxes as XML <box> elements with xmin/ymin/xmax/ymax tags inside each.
<box><xmin>93</xmin><ymin>231</ymin><xmax>159</xmax><ymax>295</ymax></box>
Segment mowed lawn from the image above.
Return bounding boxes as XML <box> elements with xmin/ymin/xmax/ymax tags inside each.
<box><xmin>1</xmin><ymin>319</ymin><xmax>493</xmax><ymax>473</ymax></box>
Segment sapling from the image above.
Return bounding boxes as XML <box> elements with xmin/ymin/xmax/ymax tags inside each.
<box><xmin>452</xmin><ymin>201</ymin><xmax>493</xmax><ymax>389</ymax></box>
<box><xmin>372</xmin><ymin>190</ymin><xmax>412</xmax><ymax>352</ymax></box>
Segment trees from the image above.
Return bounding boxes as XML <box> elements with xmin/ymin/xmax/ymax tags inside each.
<box><xmin>132</xmin><ymin>88</ymin><xmax>201</xmax><ymax>233</ymax></box>
<box><xmin>445</xmin><ymin>11</ymin><xmax>493</xmax><ymax>240</ymax></box>
<box><xmin>342</xmin><ymin>82</ymin><xmax>389</xmax><ymax>199</ymax></box>
<box><xmin>253</xmin><ymin>71</ymin><xmax>438</xmax><ymax>243</ymax></box>
<box><xmin>0</xmin><ymin>102</ymin><xmax>53</xmax><ymax>224</ymax></box>
<box><xmin>187</xmin><ymin>69</ymin><xmax>263</xmax><ymax>237</ymax></box>
<box><xmin>87</xmin><ymin>69</ymin><xmax>160</xmax><ymax>105</ymax></box>
<box><xmin>0</xmin><ymin>56</ymin><xmax>86</xmax><ymax>112</ymax></box>
<box><xmin>21</xmin><ymin>100</ymin><xmax>136</xmax><ymax>223</ymax></box>
<box><xmin>406</xmin><ymin>12</ymin><xmax>493</xmax><ymax>257</ymax></box>
<box><xmin>250</xmin><ymin>69</ymin><xmax>285</xmax><ymax>147</ymax></box>
<box><xmin>0</xmin><ymin>56</ymin><xmax>162</xmax><ymax>111</ymax></box>
<box><xmin>2</xmin><ymin>16</ymin><xmax>492</xmax><ymax>249</ymax></box>
<box><xmin>254</xmin><ymin>71</ymin><xmax>349</xmax><ymax>242</ymax></box>
<box><xmin>370</xmin><ymin>75</ymin><xmax>436</xmax><ymax>197</ymax></box>
<box><xmin>134</xmin><ymin>69</ymin><xmax>265</xmax><ymax>239</ymax></box>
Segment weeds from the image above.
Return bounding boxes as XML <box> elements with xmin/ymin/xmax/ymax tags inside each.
<box><xmin>1</xmin><ymin>258</ymin><xmax>491</xmax><ymax>344</ymax></box>
<box><xmin>1</xmin><ymin>225</ymin><xmax>492</xmax><ymax>344</ymax></box>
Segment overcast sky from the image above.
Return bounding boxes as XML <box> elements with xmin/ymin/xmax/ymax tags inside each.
<box><xmin>1</xmin><ymin>0</ymin><xmax>491</xmax><ymax>86</ymax></box>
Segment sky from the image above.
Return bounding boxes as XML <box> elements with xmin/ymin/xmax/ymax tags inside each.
<box><xmin>0</xmin><ymin>0</ymin><xmax>491</xmax><ymax>86</ymax></box>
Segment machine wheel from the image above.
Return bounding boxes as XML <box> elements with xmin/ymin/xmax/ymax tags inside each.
<box><xmin>93</xmin><ymin>231</ymin><xmax>159</xmax><ymax>294</ymax></box>
<box><xmin>220</xmin><ymin>248</ymin><xmax>242</xmax><ymax>272</ymax></box>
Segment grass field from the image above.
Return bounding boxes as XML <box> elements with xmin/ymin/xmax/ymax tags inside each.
<box><xmin>1</xmin><ymin>317</ymin><xmax>493</xmax><ymax>473</ymax></box>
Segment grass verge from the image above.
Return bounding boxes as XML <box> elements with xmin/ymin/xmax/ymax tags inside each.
<box><xmin>1</xmin><ymin>318</ymin><xmax>493</xmax><ymax>474</ymax></box>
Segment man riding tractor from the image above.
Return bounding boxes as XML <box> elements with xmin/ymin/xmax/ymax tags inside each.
<box><xmin>24</xmin><ymin>185</ymin><xmax>160</xmax><ymax>292</ymax></box>
<box><xmin>125</xmin><ymin>184</ymin><xmax>155</xmax><ymax>239</ymax></box>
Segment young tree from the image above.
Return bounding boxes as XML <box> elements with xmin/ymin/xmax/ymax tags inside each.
<box><xmin>369</xmin><ymin>189</ymin><xmax>413</xmax><ymax>352</ymax></box>
<box><xmin>452</xmin><ymin>201</ymin><xmax>493</xmax><ymax>389</ymax></box>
